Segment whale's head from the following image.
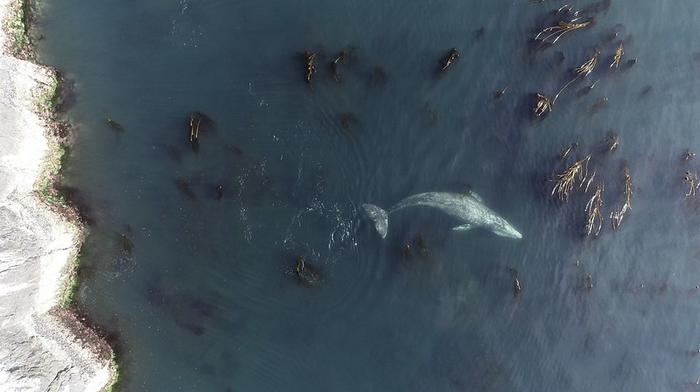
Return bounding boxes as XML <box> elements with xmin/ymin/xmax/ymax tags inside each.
<box><xmin>492</xmin><ymin>218</ymin><xmax>522</xmax><ymax>240</ymax></box>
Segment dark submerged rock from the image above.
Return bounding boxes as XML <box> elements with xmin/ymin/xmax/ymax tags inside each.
<box><xmin>369</xmin><ymin>66</ymin><xmax>387</xmax><ymax>84</ymax></box>
<box><xmin>175</xmin><ymin>178</ymin><xmax>197</xmax><ymax>200</ymax></box>
<box><xmin>400</xmin><ymin>243</ymin><xmax>413</xmax><ymax>260</ymax></box>
<box><xmin>413</xmin><ymin>234</ymin><xmax>431</xmax><ymax>258</ymax></box>
<box><xmin>639</xmin><ymin>85</ymin><xmax>653</xmax><ymax>97</ymax></box>
<box><xmin>54</xmin><ymin>184</ymin><xmax>95</xmax><ymax>225</ymax></box>
<box><xmin>105</xmin><ymin>118</ymin><xmax>124</xmax><ymax>132</ymax></box>
<box><xmin>474</xmin><ymin>27</ymin><xmax>486</xmax><ymax>40</ymax></box>
<box><xmin>589</xmin><ymin>97</ymin><xmax>609</xmax><ymax>113</ymax></box>
<box><xmin>295</xmin><ymin>256</ymin><xmax>322</xmax><ymax>287</ymax></box>
<box><xmin>119</xmin><ymin>233</ymin><xmax>133</xmax><ymax>256</ymax></box>
<box><xmin>339</xmin><ymin>112</ymin><xmax>358</xmax><ymax>131</ymax></box>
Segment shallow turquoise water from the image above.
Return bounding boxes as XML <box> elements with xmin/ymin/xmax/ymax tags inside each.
<box><xmin>36</xmin><ymin>0</ymin><xmax>700</xmax><ymax>390</ymax></box>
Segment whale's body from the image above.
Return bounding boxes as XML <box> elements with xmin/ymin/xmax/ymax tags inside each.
<box><xmin>363</xmin><ymin>192</ymin><xmax>522</xmax><ymax>239</ymax></box>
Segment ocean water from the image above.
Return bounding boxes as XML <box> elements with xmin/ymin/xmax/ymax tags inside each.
<box><xmin>35</xmin><ymin>0</ymin><xmax>700</xmax><ymax>390</ymax></box>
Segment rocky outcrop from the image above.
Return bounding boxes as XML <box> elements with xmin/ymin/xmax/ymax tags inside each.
<box><xmin>0</xmin><ymin>0</ymin><xmax>111</xmax><ymax>390</ymax></box>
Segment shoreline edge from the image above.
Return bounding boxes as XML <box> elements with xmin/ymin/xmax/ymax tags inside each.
<box><xmin>0</xmin><ymin>0</ymin><xmax>117</xmax><ymax>390</ymax></box>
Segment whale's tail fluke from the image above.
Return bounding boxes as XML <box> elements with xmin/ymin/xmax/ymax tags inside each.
<box><xmin>362</xmin><ymin>204</ymin><xmax>388</xmax><ymax>239</ymax></box>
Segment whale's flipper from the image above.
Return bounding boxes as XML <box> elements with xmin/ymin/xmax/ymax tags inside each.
<box><xmin>452</xmin><ymin>224</ymin><xmax>473</xmax><ymax>232</ymax></box>
<box><xmin>362</xmin><ymin>204</ymin><xmax>388</xmax><ymax>239</ymax></box>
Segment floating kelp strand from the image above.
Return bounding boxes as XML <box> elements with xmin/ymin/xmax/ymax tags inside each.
<box><xmin>584</xmin><ymin>183</ymin><xmax>604</xmax><ymax>237</ymax></box>
<box><xmin>559</xmin><ymin>142</ymin><xmax>577</xmax><ymax>161</ymax></box>
<box><xmin>330</xmin><ymin>50</ymin><xmax>350</xmax><ymax>82</ymax></box>
<box><xmin>553</xmin><ymin>51</ymin><xmax>599</xmax><ymax>105</ymax></box>
<box><xmin>684</xmin><ymin>171</ymin><xmax>699</xmax><ymax>197</ymax></box>
<box><xmin>304</xmin><ymin>50</ymin><xmax>317</xmax><ymax>84</ymax></box>
<box><xmin>606</xmin><ymin>135</ymin><xmax>619</xmax><ymax>153</ymax></box>
<box><xmin>583</xmin><ymin>169</ymin><xmax>596</xmax><ymax>194</ymax></box>
<box><xmin>534</xmin><ymin>10</ymin><xmax>592</xmax><ymax>46</ymax></box>
<box><xmin>533</xmin><ymin>93</ymin><xmax>552</xmax><ymax>117</ymax></box>
<box><xmin>508</xmin><ymin>267</ymin><xmax>522</xmax><ymax>297</ymax></box>
<box><xmin>610</xmin><ymin>43</ymin><xmax>624</xmax><ymax>68</ymax></box>
<box><xmin>189</xmin><ymin>113</ymin><xmax>200</xmax><ymax>143</ymax></box>
<box><xmin>439</xmin><ymin>48</ymin><xmax>460</xmax><ymax>73</ymax></box>
<box><xmin>494</xmin><ymin>86</ymin><xmax>509</xmax><ymax>99</ymax></box>
<box><xmin>551</xmin><ymin>155</ymin><xmax>590</xmax><ymax>201</ymax></box>
<box><xmin>611</xmin><ymin>166</ymin><xmax>632</xmax><ymax>230</ymax></box>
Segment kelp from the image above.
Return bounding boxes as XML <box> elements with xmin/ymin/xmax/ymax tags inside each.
<box><xmin>535</xmin><ymin>52</ymin><xmax>598</xmax><ymax>116</ymax></box>
<box><xmin>508</xmin><ymin>267</ymin><xmax>522</xmax><ymax>297</ymax></box>
<box><xmin>189</xmin><ymin>113</ymin><xmax>200</xmax><ymax>143</ymax></box>
<box><xmin>187</xmin><ymin>112</ymin><xmax>214</xmax><ymax>151</ymax></box>
<box><xmin>295</xmin><ymin>256</ymin><xmax>322</xmax><ymax>287</ymax></box>
<box><xmin>533</xmin><ymin>93</ymin><xmax>552</xmax><ymax>117</ymax></box>
<box><xmin>611</xmin><ymin>166</ymin><xmax>632</xmax><ymax>230</ymax></box>
<box><xmin>304</xmin><ymin>51</ymin><xmax>317</xmax><ymax>84</ymax></box>
<box><xmin>585</xmin><ymin>183</ymin><xmax>604</xmax><ymax>237</ymax></box>
<box><xmin>330</xmin><ymin>51</ymin><xmax>348</xmax><ymax>82</ymax></box>
<box><xmin>187</xmin><ymin>112</ymin><xmax>204</xmax><ymax>152</ymax></box>
<box><xmin>559</xmin><ymin>142</ymin><xmax>577</xmax><ymax>161</ymax></box>
<box><xmin>440</xmin><ymin>48</ymin><xmax>460</xmax><ymax>73</ymax></box>
<box><xmin>684</xmin><ymin>171</ymin><xmax>699</xmax><ymax>197</ymax></box>
<box><xmin>607</xmin><ymin>134</ymin><xmax>619</xmax><ymax>153</ymax></box>
<box><xmin>583</xmin><ymin>169</ymin><xmax>596</xmax><ymax>193</ymax></box>
<box><xmin>494</xmin><ymin>86</ymin><xmax>509</xmax><ymax>99</ymax></box>
<box><xmin>551</xmin><ymin>155</ymin><xmax>590</xmax><ymax>201</ymax></box>
<box><xmin>534</xmin><ymin>6</ymin><xmax>592</xmax><ymax>46</ymax></box>
<box><xmin>553</xmin><ymin>51</ymin><xmax>599</xmax><ymax>103</ymax></box>
<box><xmin>610</xmin><ymin>43</ymin><xmax>624</xmax><ymax>68</ymax></box>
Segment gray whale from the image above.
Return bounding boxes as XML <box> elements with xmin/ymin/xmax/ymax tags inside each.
<box><xmin>363</xmin><ymin>192</ymin><xmax>522</xmax><ymax>240</ymax></box>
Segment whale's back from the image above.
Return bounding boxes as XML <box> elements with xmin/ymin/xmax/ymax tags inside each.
<box><xmin>365</xmin><ymin>192</ymin><xmax>521</xmax><ymax>239</ymax></box>
<box><xmin>391</xmin><ymin>192</ymin><xmax>488</xmax><ymax>223</ymax></box>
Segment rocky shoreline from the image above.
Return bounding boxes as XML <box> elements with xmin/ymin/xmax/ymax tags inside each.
<box><xmin>0</xmin><ymin>0</ymin><xmax>114</xmax><ymax>390</ymax></box>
